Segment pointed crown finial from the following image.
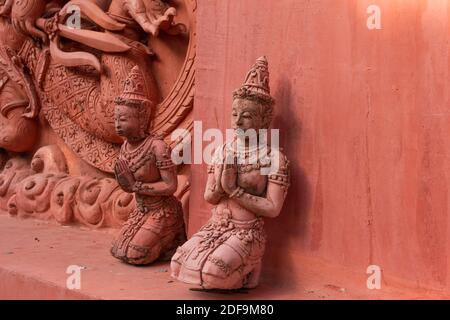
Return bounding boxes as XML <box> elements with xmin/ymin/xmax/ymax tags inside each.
<box><xmin>241</xmin><ymin>56</ymin><xmax>271</xmax><ymax>97</ymax></box>
<box><xmin>115</xmin><ymin>65</ymin><xmax>151</xmax><ymax>106</ymax></box>
<box><xmin>233</xmin><ymin>56</ymin><xmax>275</xmax><ymax>108</ymax></box>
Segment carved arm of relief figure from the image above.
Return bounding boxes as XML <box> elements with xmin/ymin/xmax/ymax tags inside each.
<box><xmin>123</xmin><ymin>0</ymin><xmax>185</xmax><ymax>36</ymax></box>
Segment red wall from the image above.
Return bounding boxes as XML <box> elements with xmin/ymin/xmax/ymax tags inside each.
<box><xmin>189</xmin><ymin>0</ymin><xmax>450</xmax><ymax>293</ymax></box>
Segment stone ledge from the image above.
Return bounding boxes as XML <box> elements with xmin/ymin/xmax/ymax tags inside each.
<box><xmin>0</xmin><ymin>214</ymin><xmax>447</xmax><ymax>300</ymax></box>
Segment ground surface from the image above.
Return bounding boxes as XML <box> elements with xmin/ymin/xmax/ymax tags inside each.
<box><xmin>0</xmin><ymin>214</ymin><xmax>448</xmax><ymax>300</ymax></box>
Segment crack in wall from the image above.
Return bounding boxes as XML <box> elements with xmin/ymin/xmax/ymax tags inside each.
<box><xmin>365</xmin><ymin>84</ymin><xmax>375</xmax><ymax>265</ymax></box>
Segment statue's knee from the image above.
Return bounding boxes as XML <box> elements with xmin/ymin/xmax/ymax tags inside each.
<box><xmin>201</xmin><ymin>270</ymin><xmax>243</xmax><ymax>290</ymax></box>
<box><xmin>203</xmin><ymin>257</ymin><xmax>230</xmax><ymax>278</ymax></box>
<box><xmin>132</xmin><ymin>228</ymin><xmax>159</xmax><ymax>247</ymax></box>
<box><xmin>201</xmin><ymin>272</ymin><xmax>226</xmax><ymax>289</ymax></box>
<box><xmin>201</xmin><ymin>250</ymin><xmax>251</xmax><ymax>289</ymax></box>
<box><xmin>126</xmin><ymin>243</ymin><xmax>161</xmax><ymax>265</ymax></box>
<box><xmin>170</xmin><ymin>259</ymin><xmax>181</xmax><ymax>277</ymax></box>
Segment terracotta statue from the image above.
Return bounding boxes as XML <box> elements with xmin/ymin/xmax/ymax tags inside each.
<box><xmin>110</xmin><ymin>65</ymin><xmax>185</xmax><ymax>265</ymax></box>
<box><xmin>171</xmin><ymin>57</ymin><xmax>290</xmax><ymax>290</ymax></box>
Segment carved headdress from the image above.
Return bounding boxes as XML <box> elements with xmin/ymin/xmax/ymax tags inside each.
<box><xmin>233</xmin><ymin>56</ymin><xmax>275</xmax><ymax>127</ymax></box>
<box><xmin>115</xmin><ymin>65</ymin><xmax>153</xmax><ymax>135</ymax></box>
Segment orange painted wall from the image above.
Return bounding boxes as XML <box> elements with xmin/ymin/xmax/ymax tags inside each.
<box><xmin>189</xmin><ymin>0</ymin><xmax>450</xmax><ymax>292</ymax></box>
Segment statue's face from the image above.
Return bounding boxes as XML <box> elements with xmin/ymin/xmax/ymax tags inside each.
<box><xmin>231</xmin><ymin>98</ymin><xmax>264</xmax><ymax>132</ymax></box>
<box><xmin>114</xmin><ymin>104</ymin><xmax>141</xmax><ymax>140</ymax></box>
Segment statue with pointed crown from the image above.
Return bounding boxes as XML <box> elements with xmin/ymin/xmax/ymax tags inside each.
<box><xmin>111</xmin><ymin>65</ymin><xmax>186</xmax><ymax>265</ymax></box>
<box><xmin>171</xmin><ymin>57</ymin><xmax>290</xmax><ymax>290</ymax></box>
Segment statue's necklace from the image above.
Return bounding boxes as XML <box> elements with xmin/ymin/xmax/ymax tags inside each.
<box><xmin>123</xmin><ymin>139</ymin><xmax>147</xmax><ymax>157</ymax></box>
<box><xmin>225</xmin><ymin>142</ymin><xmax>272</xmax><ymax>173</ymax></box>
<box><xmin>121</xmin><ymin>137</ymin><xmax>155</xmax><ymax>173</ymax></box>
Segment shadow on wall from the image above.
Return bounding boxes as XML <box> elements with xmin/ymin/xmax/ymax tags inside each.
<box><xmin>262</xmin><ymin>76</ymin><xmax>313</xmax><ymax>289</ymax></box>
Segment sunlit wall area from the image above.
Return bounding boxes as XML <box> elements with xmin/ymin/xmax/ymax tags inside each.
<box><xmin>191</xmin><ymin>0</ymin><xmax>450</xmax><ymax>293</ymax></box>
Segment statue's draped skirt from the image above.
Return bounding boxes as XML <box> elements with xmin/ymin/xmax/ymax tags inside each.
<box><xmin>111</xmin><ymin>195</ymin><xmax>185</xmax><ymax>264</ymax></box>
<box><xmin>171</xmin><ymin>206</ymin><xmax>266</xmax><ymax>288</ymax></box>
